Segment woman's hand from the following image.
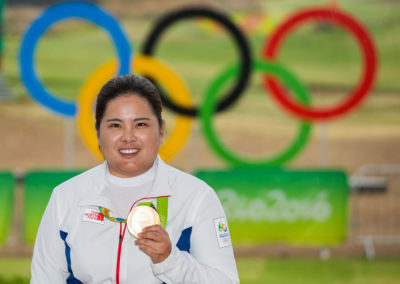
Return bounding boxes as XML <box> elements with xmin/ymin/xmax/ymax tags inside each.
<box><xmin>135</xmin><ymin>224</ymin><xmax>172</xmax><ymax>264</ymax></box>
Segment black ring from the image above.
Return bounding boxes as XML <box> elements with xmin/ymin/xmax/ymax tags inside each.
<box><xmin>142</xmin><ymin>7</ymin><xmax>252</xmax><ymax>117</ymax></box>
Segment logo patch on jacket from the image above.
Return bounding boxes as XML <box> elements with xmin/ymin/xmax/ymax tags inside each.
<box><xmin>214</xmin><ymin>217</ymin><xmax>232</xmax><ymax>248</ymax></box>
<box><xmin>83</xmin><ymin>208</ymin><xmax>105</xmax><ymax>224</ymax></box>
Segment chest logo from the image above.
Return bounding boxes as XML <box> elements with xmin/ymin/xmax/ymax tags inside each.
<box><xmin>83</xmin><ymin>208</ymin><xmax>105</xmax><ymax>224</ymax></box>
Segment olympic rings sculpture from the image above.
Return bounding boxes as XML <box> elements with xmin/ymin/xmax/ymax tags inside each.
<box><xmin>19</xmin><ymin>2</ymin><xmax>377</xmax><ymax>166</ymax></box>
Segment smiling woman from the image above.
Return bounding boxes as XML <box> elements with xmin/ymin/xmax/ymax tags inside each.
<box><xmin>30</xmin><ymin>74</ymin><xmax>239</xmax><ymax>284</ymax></box>
<box><xmin>96</xmin><ymin>76</ymin><xmax>164</xmax><ymax>178</ymax></box>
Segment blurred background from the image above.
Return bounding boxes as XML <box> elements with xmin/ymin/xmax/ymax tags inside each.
<box><xmin>0</xmin><ymin>0</ymin><xmax>399</xmax><ymax>283</ymax></box>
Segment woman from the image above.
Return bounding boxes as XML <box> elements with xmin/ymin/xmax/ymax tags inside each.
<box><xmin>30</xmin><ymin>74</ymin><xmax>239</xmax><ymax>283</ymax></box>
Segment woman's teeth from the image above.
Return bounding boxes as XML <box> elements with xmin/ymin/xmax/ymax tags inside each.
<box><xmin>119</xmin><ymin>149</ymin><xmax>139</xmax><ymax>154</ymax></box>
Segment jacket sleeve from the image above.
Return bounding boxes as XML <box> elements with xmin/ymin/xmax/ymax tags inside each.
<box><xmin>30</xmin><ymin>188</ymin><xmax>69</xmax><ymax>283</ymax></box>
<box><xmin>151</xmin><ymin>188</ymin><xmax>240</xmax><ymax>283</ymax></box>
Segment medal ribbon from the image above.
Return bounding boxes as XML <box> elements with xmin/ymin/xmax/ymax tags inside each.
<box><xmin>156</xmin><ymin>196</ymin><xmax>168</xmax><ymax>228</ymax></box>
<box><xmin>98</xmin><ymin>196</ymin><xmax>169</xmax><ymax>228</ymax></box>
<box><xmin>98</xmin><ymin>206</ymin><xmax>126</xmax><ymax>223</ymax></box>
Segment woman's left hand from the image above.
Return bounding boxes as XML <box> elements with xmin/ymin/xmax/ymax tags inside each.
<box><xmin>135</xmin><ymin>224</ymin><xmax>172</xmax><ymax>264</ymax></box>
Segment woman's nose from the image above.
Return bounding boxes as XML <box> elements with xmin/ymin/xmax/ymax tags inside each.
<box><xmin>121</xmin><ymin>127</ymin><xmax>136</xmax><ymax>142</ymax></box>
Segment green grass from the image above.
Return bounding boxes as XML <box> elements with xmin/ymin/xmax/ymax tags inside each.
<box><xmin>0</xmin><ymin>257</ymin><xmax>399</xmax><ymax>283</ymax></box>
<box><xmin>237</xmin><ymin>257</ymin><xmax>400</xmax><ymax>284</ymax></box>
<box><xmin>0</xmin><ymin>258</ymin><xmax>30</xmax><ymax>284</ymax></box>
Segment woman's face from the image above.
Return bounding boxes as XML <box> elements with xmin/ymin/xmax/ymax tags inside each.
<box><xmin>98</xmin><ymin>94</ymin><xmax>164</xmax><ymax>178</ymax></box>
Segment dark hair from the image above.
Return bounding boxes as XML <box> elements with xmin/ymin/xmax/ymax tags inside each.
<box><xmin>95</xmin><ymin>74</ymin><xmax>163</xmax><ymax>132</ymax></box>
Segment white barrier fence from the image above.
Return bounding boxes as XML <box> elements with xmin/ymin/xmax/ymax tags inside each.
<box><xmin>350</xmin><ymin>164</ymin><xmax>400</xmax><ymax>259</ymax></box>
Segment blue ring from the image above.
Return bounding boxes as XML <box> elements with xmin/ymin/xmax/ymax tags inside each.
<box><xmin>19</xmin><ymin>1</ymin><xmax>132</xmax><ymax>117</ymax></box>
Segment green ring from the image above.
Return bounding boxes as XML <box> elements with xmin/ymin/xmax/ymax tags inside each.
<box><xmin>200</xmin><ymin>60</ymin><xmax>313</xmax><ymax>166</ymax></box>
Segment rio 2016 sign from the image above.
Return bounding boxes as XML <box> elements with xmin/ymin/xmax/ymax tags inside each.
<box><xmin>195</xmin><ymin>168</ymin><xmax>350</xmax><ymax>245</ymax></box>
<box><xmin>19</xmin><ymin>1</ymin><xmax>377</xmax><ymax>167</ymax></box>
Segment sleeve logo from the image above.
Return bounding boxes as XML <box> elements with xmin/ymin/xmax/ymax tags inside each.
<box><xmin>214</xmin><ymin>217</ymin><xmax>232</xmax><ymax>248</ymax></box>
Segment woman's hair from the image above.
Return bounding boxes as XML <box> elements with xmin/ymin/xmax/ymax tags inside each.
<box><xmin>95</xmin><ymin>74</ymin><xmax>163</xmax><ymax>132</ymax></box>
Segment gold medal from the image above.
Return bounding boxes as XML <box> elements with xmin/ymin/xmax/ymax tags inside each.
<box><xmin>127</xmin><ymin>206</ymin><xmax>160</xmax><ymax>238</ymax></box>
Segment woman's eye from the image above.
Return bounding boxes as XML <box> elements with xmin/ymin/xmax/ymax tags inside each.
<box><xmin>137</xmin><ymin>122</ymin><xmax>147</xmax><ymax>127</ymax></box>
<box><xmin>109</xmin><ymin>123</ymin><xmax>121</xmax><ymax>128</ymax></box>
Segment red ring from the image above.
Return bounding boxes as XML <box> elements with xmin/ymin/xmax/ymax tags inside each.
<box><xmin>262</xmin><ymin>8</ymin><xmax>377</xmax><ymax>120</ymax></box>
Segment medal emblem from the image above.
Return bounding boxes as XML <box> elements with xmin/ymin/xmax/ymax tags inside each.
<box><xmin>127</xmin><ymin>206</ymin><xmax>160</xmax><ymax>238</ymax></box>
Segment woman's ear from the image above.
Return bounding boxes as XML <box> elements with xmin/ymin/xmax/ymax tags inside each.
<box><xmin>160</xmin><ymin>120</ymin><xmax>165</xmax><ymax>143</ymax></box>
<box><xmin>97</xmin><ymin>129</ymin><xmax>103</xmax><ymax>152</ymax></box>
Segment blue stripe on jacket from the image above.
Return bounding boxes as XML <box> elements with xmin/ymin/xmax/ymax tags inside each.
<box><xmin>162</xmin><ymin>226</ymin><xmax>193</xmax><ymax>284</ymax></box>
<box><xmin>60</xmin><ymin>230</ymin><xmax>83</xmax><ymax>284</ymax></box>
<box><xmin>176</xmin><ymin>227</ymin><xmax>192</xmax><ymax>253</ymax></box>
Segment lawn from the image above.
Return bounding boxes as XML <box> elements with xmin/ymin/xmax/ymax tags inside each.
<box><xmin>237</xmin><ymin>257</ymin><xmax>400</xmax><ymax>284</ymax></box>
<box><xmin>0</xmin><ymin>257</ymin><xmax>399</xmax><ymax>284</ymax></box>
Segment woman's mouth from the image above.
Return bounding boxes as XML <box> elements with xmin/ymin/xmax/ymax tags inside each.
<box><xmin>119</xmin><ymin>148</ymin><xmax>139</xmax><ymax>155</ymax></box>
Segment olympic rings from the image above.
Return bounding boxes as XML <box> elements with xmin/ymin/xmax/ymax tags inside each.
<box><xmin>20</xmin><ymin>3</ymin><xmax>378</xmax><ymax>166</ymax></box>
<box><xmin>201</xmin><ymin>60</ymin><xmax>312</xmax><ymax>166</ymax></box>
<box><xmin>77</xmin><ymin>55</ymin><xmax>193</xmax><ymax>162</ymax></box>
<box><xmin>142</xmin><ymin>7</ymin><xmax>252</xmax><ymax>117</ymax></box>
<box><xmin>19</xmin><ymin>1</ymin><xmax>132</xmax><ymax>117</ymax></box>
<box><xmin>262</xmin><ymin>8</ymin><xmax>377</xmax><ymax>120</ymax></box>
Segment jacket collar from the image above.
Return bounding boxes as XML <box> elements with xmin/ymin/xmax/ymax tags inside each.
<box><xmin>79</xmin><ymin>156</ymin><xmax>171</xmax><ymax>212</ymax></box>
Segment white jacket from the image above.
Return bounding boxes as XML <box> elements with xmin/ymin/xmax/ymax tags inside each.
<box><xmin>30</xmin><ymin>157</ymin><xmax>239</xmax><ymax>283</ymax></box>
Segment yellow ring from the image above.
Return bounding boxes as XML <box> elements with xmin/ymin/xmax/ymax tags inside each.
<box><xmin>77</xmin><ymin>55</ymin><xmax>193</xmax><ymax>162</ymax></box>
